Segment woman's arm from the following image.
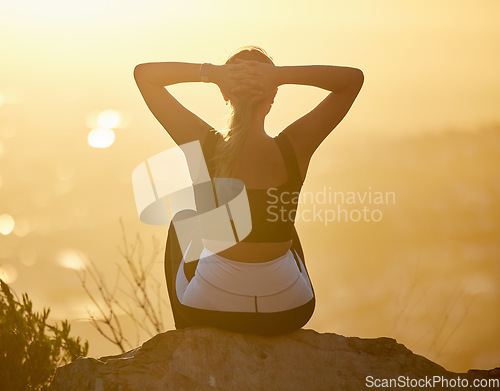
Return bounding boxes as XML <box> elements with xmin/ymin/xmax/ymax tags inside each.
<box><xmin>134</xmin><ymin>62</ymin><xmax>214</xmax><ymax>146</ymax></box>
<box><xmin>237</xmin><ymin>61</ymin><xmax>363</xmax><ymax>167</ymax></box>
<box><xmin>134</xmin><ymin>61</ymin><xmax>263</xmax><ymax>145</ymax></box>
<box><xmin>275</xmin><ymin>65</ymin><xmax>364</xmax><ymax>162</ymax></box>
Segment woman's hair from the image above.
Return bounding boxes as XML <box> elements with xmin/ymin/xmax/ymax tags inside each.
<box><xmin>214</xmin><ymin>45</ymin><xmax>275</xmax><ymax>179</ymax></box>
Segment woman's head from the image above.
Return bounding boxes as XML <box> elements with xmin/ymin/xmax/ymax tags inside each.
<box><xmin>222</xmin><ymin>45</ymin><xmax>276</xmax><ymax>109</ymax></box>
<box><xmin>214</xmin><ymin>46</ymin><xmax>276</xmax><ymax>178</ymax></box>
<box><xmin>226</xmin><ymin>45</ymin><xmax>274</xmax><ymax>66</ymax></box>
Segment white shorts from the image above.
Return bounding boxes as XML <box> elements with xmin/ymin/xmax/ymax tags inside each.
<box><xmin>176</xmin><ymin>247</ymin><xmax>314</xmax><ymax>313</ymax></box>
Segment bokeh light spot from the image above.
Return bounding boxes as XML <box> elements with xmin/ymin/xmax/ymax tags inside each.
<box><xmin>0</xmin><ymin>264</ymin><xmax>18</xmax><ymax>284</ymax></box>
<box><xmin>56</xmin><ymin>165</ymin><xmax>75</xmax><ymax>181</ymax></box>
<box><xmin>19</xmin><ymin>248</ymin><xmax>37</xmax><ymax>267</ymax></box>
<box><xmin>86</xmin><ymin>109</ymin><xmax>123</xmax><ymax>129</ymax></box>
<box><xmin>13</xmin><ymin>217</ymin><xmax>31</xmax><ymax>237</ymax></box>
<box><xmin>55</xmin><ymin>178</ymin><xmax>76</xmax><ymax>195</ymax></box>
<box><xmin>58</xmin><ymin>249</ymin><xmax>87</xmax><ymax>270</ymax></box>
<box><xmin>0</xmin><ymin>214</ymin><xmax>15</xmax><ymax>235</ymax></box>
<box><xmin>465</xmin><ymin>274</ymin><xmax>496</xmax><ymax>296</ymax></box>
<box><xmin>88</xmin><ymin>128</ymin><xmax>115</xmax><ymax>148</ymax></box>
<box><xmin>97</xmin><ymin>109</ymin><xmax>122</xmax><ymax>129</ymax></box>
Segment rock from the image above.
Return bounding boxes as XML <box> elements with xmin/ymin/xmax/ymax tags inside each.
<box><xmin>51</xmin><ymin>327</ymin><xmax>499</xmax><ymax>391</ymax></box>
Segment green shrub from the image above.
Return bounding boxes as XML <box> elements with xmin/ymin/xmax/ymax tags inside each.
<box><xmin>0</xmin><ymin>279</ymin><xmax>89</xmax><ymax>391</ymax></box>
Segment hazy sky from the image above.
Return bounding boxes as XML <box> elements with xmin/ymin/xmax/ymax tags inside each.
<box><xmin>0</xmin><ymin>0</ymin><xmax>499</xmax><ymax>371</ymax></box>
<box><xmin>1</xmin><ymin>0</ymin><xmax>499</xmax><ymax>136</ymax></box>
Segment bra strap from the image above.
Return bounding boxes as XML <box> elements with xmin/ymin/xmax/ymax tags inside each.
<box><xmin>275</xmin><ymin>132</ymin><xmax>303</xmax><ymax>184</ymax></box>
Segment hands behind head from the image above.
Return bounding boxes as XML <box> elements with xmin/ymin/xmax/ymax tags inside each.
<box><xmin>214</xmin><ymin>59</ymin><xmax>277</xmax><ymax>105</ymax></box>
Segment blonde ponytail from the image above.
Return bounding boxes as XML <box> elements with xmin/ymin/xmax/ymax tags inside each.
<box><xmin>213</xmin><ymin>46</ymin><xmax>274</xmax><ymax>179</ymax></box>
<box><xmin>214</xmin><ymin>101</ymin><xmax>257</xmax><ymax>178</ymax></box>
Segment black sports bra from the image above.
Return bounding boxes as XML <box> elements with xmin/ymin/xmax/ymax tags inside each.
<box><xmin>202</xmin><ymin>130</ymin><xmax>304</xmax><ymax>242</ymax></box>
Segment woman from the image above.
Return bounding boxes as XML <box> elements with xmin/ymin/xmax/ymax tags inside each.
<box><xmin>134</xmin><ymin>46</ymin><xmax>363</xmax><ymax>336</ymax></box>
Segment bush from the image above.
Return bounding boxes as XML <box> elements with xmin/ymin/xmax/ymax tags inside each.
<box><xmin>0</xmin><ymin>279</ymin><xmax>89</xmax><ymax>391</ymax></box>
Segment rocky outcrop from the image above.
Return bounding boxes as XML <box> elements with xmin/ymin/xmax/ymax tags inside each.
<box><xmin>51</xmin><ymin>327</ymin><xmax>499</xmax><ymax>391</ymax></box>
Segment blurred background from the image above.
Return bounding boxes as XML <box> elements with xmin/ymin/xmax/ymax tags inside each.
<box><xmin>0</xmin><ymin>0</ymin><xmax>499</xmax><ymax>373</ymax></box>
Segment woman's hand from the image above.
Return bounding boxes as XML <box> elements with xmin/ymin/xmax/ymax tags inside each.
<box><xmin>211</xmin><ymin>60</ymin><xmax>277</xmax><ymax>104</ymax></box>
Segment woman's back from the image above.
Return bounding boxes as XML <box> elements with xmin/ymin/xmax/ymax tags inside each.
<box><xmin>224</xmin><ymin>134</ymin><xmax>294</xmax><ymax>188</ymax></box>
<box><xmin>202</xmin><ymin>130</ymin><xmax>307</xmax><ymax>263</ymax></box>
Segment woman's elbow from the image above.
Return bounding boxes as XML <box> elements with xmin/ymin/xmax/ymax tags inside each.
<box><xmin>133</xmin><ymin>64</ymin><xmax>145</xmax><ymax>81</ymax></box>
<box><xmin>353</xmin><ymin>68</ymin><xmax>364</xmax><ymax>87</ymax></box>
<box><xmin>134</xmin><ymin>63</ymin><xmax>152</xmax><ymax>81</ymax></box>
<box><xmin>346</xmin><ymin>68</ymin><xmax>364</xmax><ymax>94</ymax></box>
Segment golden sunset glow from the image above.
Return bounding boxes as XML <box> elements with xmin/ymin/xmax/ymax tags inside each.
<box><xmin>1</xmin><ymin>0</ymin><xmax>499</xmax><ymax>374</ymax></box>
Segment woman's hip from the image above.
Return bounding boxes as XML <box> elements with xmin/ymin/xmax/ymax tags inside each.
<box><xmin>177</xmin><ymin>247</ymin><xmax>314</xmax><ymax>312</ymax></box>
<box><xmin>195</xmin><ymin>247</ymin><xmax>309</xmax><ymax>296</ymax></box>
